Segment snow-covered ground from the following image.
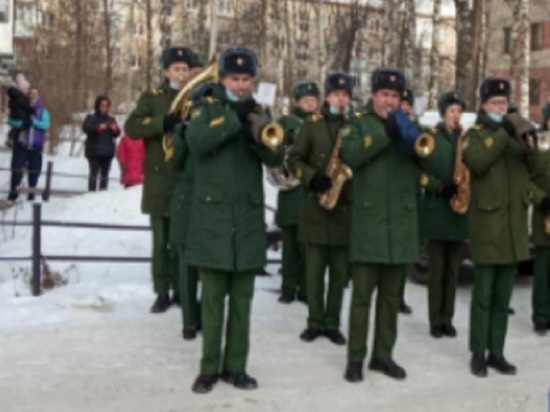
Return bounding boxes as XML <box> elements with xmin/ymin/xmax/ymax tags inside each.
<box><xmin>0</xmin><ymin>144</ymin><xmax>549</xmax><ymax>412</ymax></box>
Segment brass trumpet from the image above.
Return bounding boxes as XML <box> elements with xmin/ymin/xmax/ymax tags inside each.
<box><xmin>248</xmin><ymin>112</ymin><xmax>284</xmax><ymax>151</ymax></box>
<box><xmin>414</xmin><ymin>133</ymin><xmax>435</xmax><ymax>157</ymax></box>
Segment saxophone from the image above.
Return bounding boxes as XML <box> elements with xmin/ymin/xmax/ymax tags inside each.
<box><xmin>450</xmin><ymin>126</ymin><xmax>470</xmax><ymax>214</ymax></box>
<box><xmin>319</xmin><ymin>126</ymin><xmax>353</xmax><ymax>210</ymax></box>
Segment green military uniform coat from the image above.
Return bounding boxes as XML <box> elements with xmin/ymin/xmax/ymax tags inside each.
<box><xmin>287</xmin><ymin>104</ymin><xmax>351</xmax><ymax>331</ymax></box>
<box><xmin>528</xmin><ymin>150</ymin><xmax>550</xmax><ymax>327</ymax></box>
<box><xmin>418</xmin><ymin>122</ymin><xmax>469</xmax><ymax>328</ymax></box>
<box><xmin>185</xmin><ymin>83</ymin><xmax>284</xmax><ymax>375</ymax></box>
<box><xmin>124</xmin><ymin>80</ymin><xmax>178</xmax><ymax>295</ymax></box>
<box><xmin>168</xmin><ymin>125</ymin><xmax>199</xmax><ymax>328</ymax></box>
<box><xmin>341</xmin><ymin>101</ymin><xmax>421</xmax><ymax>361</ymax></box>
<box><xmin>463</xmin><ymin>112</ymin><xmax>545</xmax><ymax>354</ymax></box>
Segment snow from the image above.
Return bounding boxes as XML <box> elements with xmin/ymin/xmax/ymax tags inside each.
<box><xmin>0</xmin><ymin>144</ymin><xmax>549</xmax><ymax>412</ymax></box>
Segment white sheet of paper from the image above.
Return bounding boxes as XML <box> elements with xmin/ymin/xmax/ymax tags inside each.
<box><xmin>254</xmin><ymin>82</ymin><xmax>277</xmax><ymax>107</ymax></box>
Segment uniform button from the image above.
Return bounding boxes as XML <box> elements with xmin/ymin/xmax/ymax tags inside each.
<box><xmin>206</xmin><ymin>196</ymin><xmax>211</xmax><ymax>202</ymax></box>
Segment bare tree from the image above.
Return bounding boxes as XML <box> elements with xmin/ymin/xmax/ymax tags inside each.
<box><xmin>427</xmin><ymin>0</ymin><xmax>442</xmax><ymax>109</ymax></box>
<box><xmin>518</xmin><ymin>0</ymin><xmax>530</xmax><ymax>115</ymax></box>
<box><xmin>382</xmin><ymin>0</ymin><xmax>402</xmax><ymax>67</ymax></box>
<box><xmin>454</xmin><ymin>0</ymin><xmax>473</xmax><ymax>108</ymax></box>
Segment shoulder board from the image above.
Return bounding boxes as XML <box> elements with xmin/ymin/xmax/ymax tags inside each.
<box><xmin>149</xmin><ymin>88</ymin><xmax>161</xmax><ymax>96</ymax></box>
<box><xmin>353</xmin><ymin>111</ymin><xmax>362</xmax><ymax>118</ymax></box>
<box><xmin>471</xmin><ymin>123</ymin><xmax>483</xmax><ymax>131</ymax></box>
<box><xmin>310</xmin><ymin>114</ymin><xmax>323</xmax><ymax>122</ymax></box>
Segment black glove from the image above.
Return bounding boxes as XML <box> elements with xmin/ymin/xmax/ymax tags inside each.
<box><xmin>540</xmin><ymin>196</ymin><xmax>550</xmax><ymax>214</ymax></box>
<box><xmin>309</xmin><ymin>173</ymin><xmax>333</xmax><ymax>194</ymax></box>
<box><xmin>439</xmin><ymin>182</ymin><xmax>458</xmax><ymax>199</ymax></box>
<box><xmin>163</xmin><ymin>113</ymin><xmax>180</xmax><ymax>133</ymax></box>
<box><xmin>234</xmin><ymin>98</ymin><xmax>257</xmax><ymax>124</ymax></box>
<box><xmin>384</xmin><ymin>113</ymin><xmax>398</xmax><ymax>139</ymax></box>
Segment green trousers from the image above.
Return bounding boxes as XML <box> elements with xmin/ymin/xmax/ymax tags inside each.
<box><xmin>150</xmin><ymin>216</ymin><xmax>177</xmax><ymax>294</ymax></box>
<box><xmin>305</xmin><ymin>244</ymin><xmax>348</xmax><ymax>331</ymax></box>
<box><xmin>428</xmin><ymin>240</ymin><xmax>464</xmax><ymax>327</ymax></box>
<box><xmin>199</xmin><ymin>268</ymin><xmax>256</xmax><ymax>375</ymax></box>
<box><xmin>348</xmin><ymin>263</ymin><xmax>403</xmax><ymax>361</ymax></box>
<box><xmin>532</xmin><ymin>247</ymin><xmax>550</xmax><ymax>326</ymax></box>
<box><xmin>469</xmin><ymin>264</ymin><xmax>515</xmax><ymax>355</ymax></box>
<box><xmin>399</xmin><ymin>271</ymin><xmax>407</xmax><ymax>302</ymax></box>
<box><xmin>176</xmin><ymin>245</ymin><xmax>200</xmax><ymax>328</ymax></box>
<box><xmin>281</xmin><ymin>225</ymin><xmax>306</xmax><ymax>298</ymax></box>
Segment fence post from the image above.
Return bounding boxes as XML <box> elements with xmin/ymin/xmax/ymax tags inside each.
<box><xmin>42</xmin><ymin>161</ymin><xmax>53</xmax><ymax>202</ymax></box>
<box><xmin>31</xmin><ymin>203</ymin><xmax>42</xmax><ymax>296</ymax></box>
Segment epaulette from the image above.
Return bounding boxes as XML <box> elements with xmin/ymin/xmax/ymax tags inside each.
<box><xmin>150</xmin><ymin>88</ymin><xmax>160</xmax><ymax>96</ymax></box>
<box><xmin>310</xmin><ymin>114</ymin><xmax>323</xmax><ymax>122</ymax></box>
<box><xmin>353</xmin><ymin>111</ymin><xmax>363</xmax><ymax>118</ymax></box>
<box><xmin>471</xmin><ymin>123</ymin><xmax>483</xmax><ymax>131</ymax></box>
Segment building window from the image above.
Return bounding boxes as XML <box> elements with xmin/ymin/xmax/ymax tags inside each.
<box><xmin>298</xmin><ymin>11</ymin><xmax>309</xmax><ymax>32</ymax></box>
<box><xmin>132</xmin><ymin>54</ymin><xmax>141</xmax><ymax>69</ymax></box>
<box><xmin>295</xmin><ymin>40</ymin><xmax>309</xmax><ymax>61</ymax></box>
<box><xmin>0</xmin><ymin>0</ymin><xmax>11</xmax><ymax>23</ymax></box>
<box><xmin>531</xmin><ymin>23</ymin><xmax>543</xmax><ymax>51</ymax></box>
<box><xmin>503</xmin><ymin>27</ymin><xmax>512</xmax><ymax>53</ymax></box>
<box><xmin>185</xmin><ymin>27</ymin><xmax>199</xmax><ymax>44</ymax></box>
<box><xmin>217</xmin><ymin>30</ymin><xmax>231</xmax><ymax>48</ymax></box>
<box><xmin>186</xmin><ymin>0</ymin><xmax>199</xmax><ymax>11</ymax></box>
<box><xmin>529</xmin><ymin>78</ymin><xmax>541</xmax><ymax>106</ymax></box>
<box><xmin>297</xmin><ymin>68</ymin><xmax>308</xmax><ymax>80</ymax></box>
<box><xmin>217</xmin><ymin>0</ymin><xmax>233</xmax><ymax>16</ymax></box>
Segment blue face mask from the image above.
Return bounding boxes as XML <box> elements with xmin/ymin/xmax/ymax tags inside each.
<box><xmin>329</xmin><ymin>105</ymin><xmax>349</xmax><ymax>115</ymax></box>
<box><xmin>487</xmin><ymin>112</ymin><xmax>504</xmax><ymax>123</ymax></box>
<box><xmin>225</xmin><ymin>89</ymin><xmax>239</xmax><ymax>102</ymax></box>
<box><xmin>169</xmin><ymin>81</ymin><xmax>181</xmax><ymax>91</ymax></box>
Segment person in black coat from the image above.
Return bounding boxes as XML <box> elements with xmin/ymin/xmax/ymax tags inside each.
<box><xmin>82</xmin><ymin>96</ymin><xmax>121</xmax><ymax>191</ymax></box>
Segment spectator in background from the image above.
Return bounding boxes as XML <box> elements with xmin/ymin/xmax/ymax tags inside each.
<box><xmin>117</xmin><ymin>133</ymin><xmax>144</xmax><ymax>188</ymax></box>
<box><xmin>82</xmin><ymin>95</ymin><xmax>121</xmax><ymax>191</ymax></box>
<box><xmin>6</xmin><ymin>85</ymin><xmax>50</xmax><ymax>202</ymax></box>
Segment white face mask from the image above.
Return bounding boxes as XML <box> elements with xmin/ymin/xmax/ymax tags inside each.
<box><xmin>225</xmin><ymin>89</ymin><xmax>240</xmax><ymax>102</ymax></box>
<box><xmin>169</xmin><ymin>81</ymin><xmax>181</xmax><ymax>91</ymax></box>
<box><xmin>487</xmin><ymin>112</ymin><xmax>503</xmax><ymax>123</ymax></box>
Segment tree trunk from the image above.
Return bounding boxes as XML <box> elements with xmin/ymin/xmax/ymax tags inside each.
<box><xmin>480</xmin><ymin>0</ymin><xmax>494</xmax><ymax>79</ymax></box>
<box><xmin>102</xmin><ymin>0</ymin><xmax>113</xmax><ymax>94</ymax></box>
<box><xmin>454</xmin><ymin>0</ymin><xmax>473</xmax><ymax>109</ymax></box>
<box><xmin>519</xmin><ymin>0</ymin><xmax>530</xmax><ymax>116</ymax></box>
<box><xmin>382</xmin><ymin>0</ymin><xmax>400</xmax><ymax>67</ymax></box>
<box><xmin>428</xmin><ymin>0</ymin><xmax>442</xmax><ymax>109</ymax></box>
<box><xmin>145</xmin><ymin>0</ymin><xmax>153</xmax><ymax>90</ymax></box>
<box><xmin>469</xmin><ymin>0</ymin><xmax>483</xmax><ymax>108</ymax></box>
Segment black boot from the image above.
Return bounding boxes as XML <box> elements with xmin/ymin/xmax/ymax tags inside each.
<box><xmin>368</xmin><ymin>358</ymin><xmax>407</xmax><ymax>380</ymax></box>
<box><xmin>172</xmin><ymin>293</ymin><xmax>181</xmax><ymax>307</ymax></box>
<box><xmin>344</xmin><ymin>361</ymin><xmax>364</xmax><ymax>383</ymax></box>
<box><xmin>300</xmin><ymin>327</ymin><xmax>324</xmax><ymax>342</ymax></box>
<box><xmin>534</xmin><ymin>323</ymin><xmax>547</xmax><ymax>336</ymax></box>
<box><xmin>470</xmin><ymin>353</ymin><xmax>488</xmax><ymax>377</ymax></box>
<box><xmin>297</xmin><ymin>294</ymin><xmax>307</xmax><ymax>304</ymax></box>
<box><xmin>182</xmin><ymin>325</ymin><xmax>198</xmax><ymax>341</ymax></box>
<box><xmin>150</xmin><ymin>293</ymin><xmax>171</xmax><ymax>313</ymax></box>
<box><xmin>441</xmin><ymin>324</ymin><xmax>457</xmax><ymax>338</ymax></box>
<box><xmin>399</xmin><ymin>300</ymin><xmax>413</xmax><ymax>315</ymax></box>
<box><xmin>508</xmin><ymin>307</ymin><xmax>515</xmax><ymax>315</ymax></box>
<box><xmin>487</xmin><ymin>354</ymin><xmax>517</xmax><ymax>375</ymax></box>
<box><xmin>278</xmin><ymin>293</ymin><xmax>295</xmax><ymax>304</ymax></box>
<box><xmin>430</xmin><ymin>325</ymin><xmax>443</xmax><ymax>338</ymax></box>
<box><xmin>220</xmin><ymin>371</ymin><xmax>258</xmax><ymax>390</ymax></box>
<box><xmin>191</xmin><ymin>374</ymin><xmax>218</xmax><ymax>394</ymax></box>
<box><xmin>325</xmin><ymin>330</ymin><xmax>347</xmax><ymax>345</ymax></box>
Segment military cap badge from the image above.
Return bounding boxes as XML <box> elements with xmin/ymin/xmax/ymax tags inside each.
<box><xmin>237</xmin><ymin>57</ymin><xmax>243</xmax><ymax>66</ymax></box>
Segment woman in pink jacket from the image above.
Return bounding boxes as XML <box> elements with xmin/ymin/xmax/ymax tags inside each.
<box><xmin>117</xmin><ymin>134</ymin><xmax>144</xmax><ymax>188</ymax></box>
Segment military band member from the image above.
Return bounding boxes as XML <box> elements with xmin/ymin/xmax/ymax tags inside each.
<box><xmin>341</xmin><ymin>68</ymin><xmax>423</xmax><ymax>382</ymax></box>
<box><xmin>529</xmin><ymin>103</ymin><xmax>550</xmax><ymax>336</ymax></box>
<box><xmin>276</xmin><ymin>81</ymin><xmax>320</xmax><ymax>304</ymax></box>
<box><xmin>125</xmin><ymin>46</ymin><xmax>195</xmax><ymax>313</ymax></box>
<box><xmin>185</xmin><ymin>47</ymin><xmax>284</xmax><ymax>393</ymax></box>
<box><xmin>417</xmin><ymin>91</ymin><xmax>468</xmax><ymax>338</ymax></box>
<box><xmin>396</xmin><ymin>87</ymin><xmax>416</xmax><ymax>315</ymax></box>
<box><xmin>288</xmin><ymin>73</ymin><xmax>354</xmax><ymax>346</ymax></box>
<box><xmin>464</xmin><ymin>78</ymin><xmax>548</xmax><ymax>377</ymax></box>
<box><xmin>168</xmin><ymin>53</ymin><xmax>204</xmax><ymax>340</ymax></box>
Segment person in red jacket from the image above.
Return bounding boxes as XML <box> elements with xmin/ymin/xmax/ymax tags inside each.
<box><xmin>117</xmin><ymin>134</ymin><xmax>144</xmax><ymax>188</ymax></box>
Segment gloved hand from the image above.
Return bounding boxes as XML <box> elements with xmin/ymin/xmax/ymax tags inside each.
<box><xmin>163</xmin><ymin>113</ymin><xmax>180</xmax><ymax>133</ymax></box>
<box><xmin>439</xmin><ymin>182</ymin><xmax>458</xmax><ymax>199</ymax></box>
<box><xmin>234</xmin><ymin>98</ymin><xmax>257</xmax><ymax>124</ymax></box>
<box><xmin>503</xmin><ymin>113</ymin><xmax>536</xmax><ymax>143</ymax></box>
<box><xmin>384</xmin><ymin>113</ymin><xmax>398</xmax><ymax>139</ymax></box>
<box><xmin>309</xmin><ymin>173</ymin><xmax>333</xmax><ymax>194</ymax></box>
<box><xmin>540</xmin><ymin>196</ymin><xmax>550</xmax><ymax>214</ymax></box>
<box><xmin>96</xmin><ymin>123</ymin><xmax>107</xmax><ymax>133</ymax></box>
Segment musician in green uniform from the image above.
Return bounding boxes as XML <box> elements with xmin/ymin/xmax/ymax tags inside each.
<box><xmin>341</xmin><ymin>68</ymin><xmax>424</xmax><ymax>382</ymax></box>
<box><xmin>168</xmin><ymin>54</ymin><xmax>205</xmax><ymax>340</ymax></box>
<box><xmin>125</xmin><ymin>46</ymin><xmax>195</xmax><ymax>313</ymax></box>
<box><xmin>417</xmin><ymin>91</ymin><xmax>468</xmax><ymax>338</ymax></box>
<box><xmin>185</xmin><ymin>47</ymin><xmax>284</xmax><ymax>393</ymax></box>
<box><xmin>463</xmin><ymin>78</ymin><xmax>548</xmax><ymax>377</ymax></box>
<box><xmin>275</xmin><ymin>81</ymin><xmax>320</xmax><ymax>304</ymax></box>
<box><xmin>288</xmin><ymin>73</ymin><xmax>354</xmax><ymax>346</ymax></box>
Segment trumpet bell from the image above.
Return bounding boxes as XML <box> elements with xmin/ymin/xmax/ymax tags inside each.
<box><xmin>261</xmin><ymin>123</ymin><xmax>285</xmax><ymax>151</ymax></box>
<box><xmin>415</xmin><ymin>133</ymin><xmax>435</xmax><ymax>157</ymax></box>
